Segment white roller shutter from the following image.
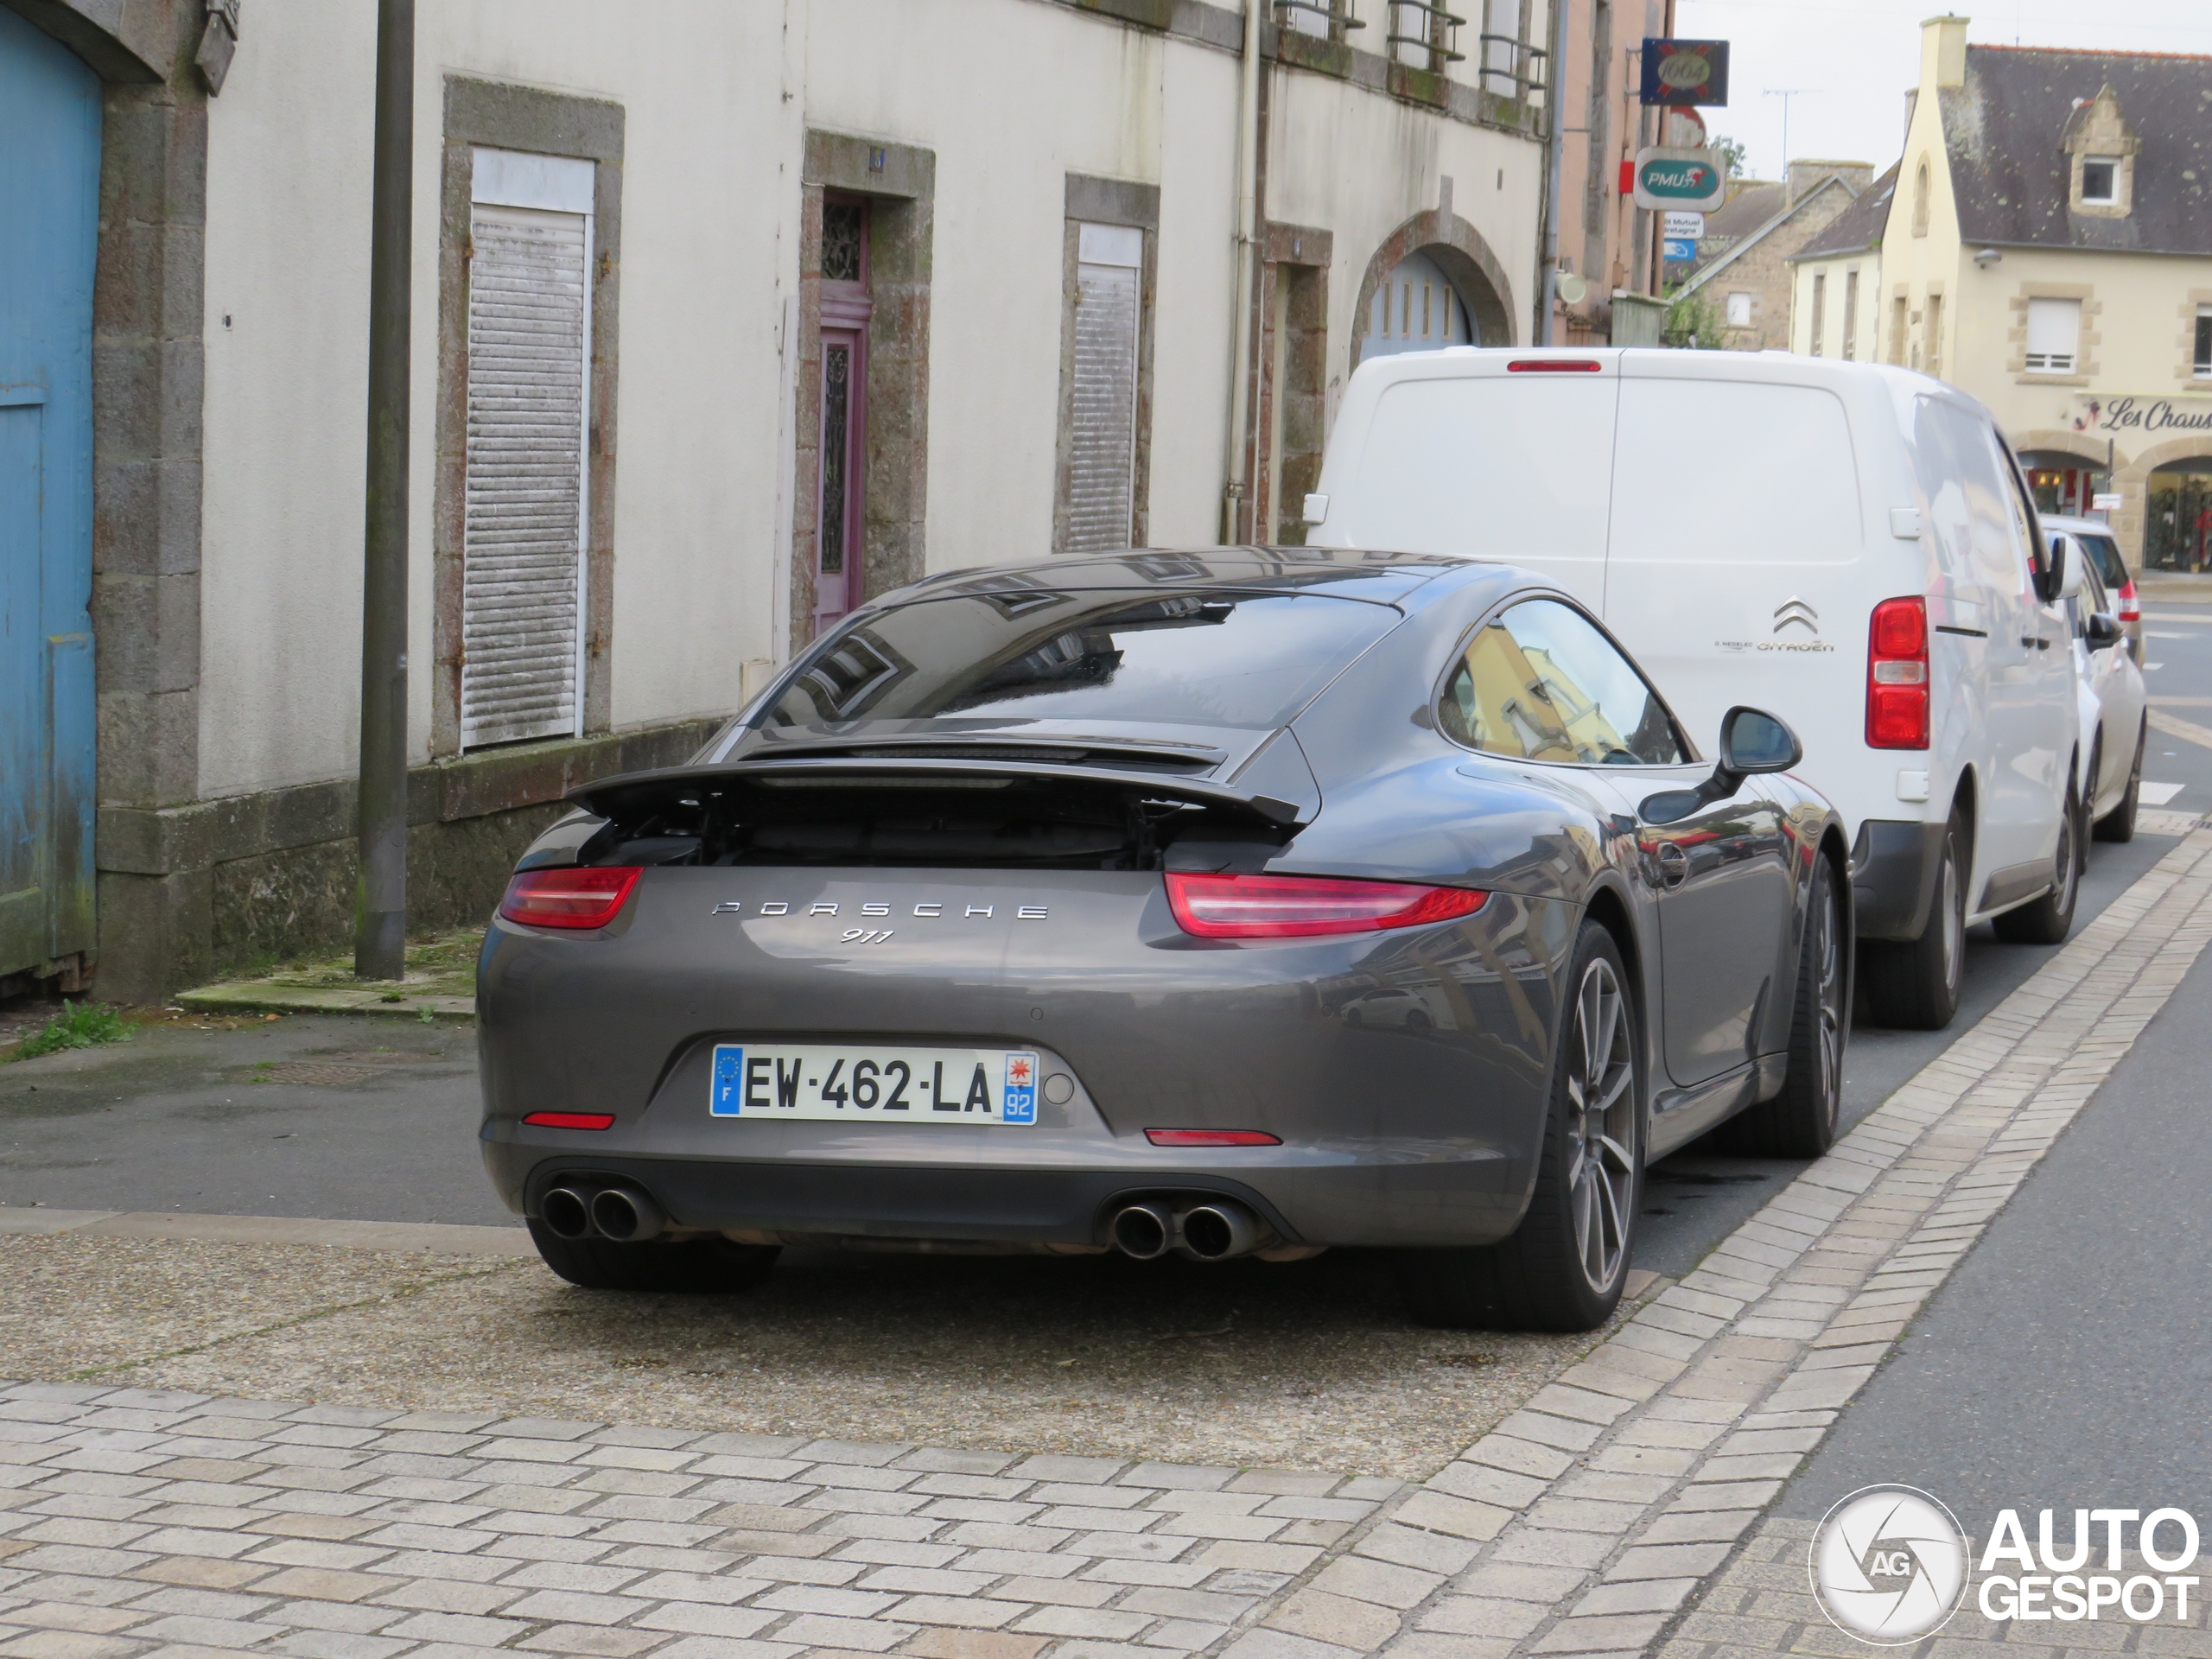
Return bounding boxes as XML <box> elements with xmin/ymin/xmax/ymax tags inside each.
<box><xmin>1065</xmin><ymin>222</ymin><xmax>1142</xmax><ymax>552</ymax></box>
<box><xmin>463</xmin><ymin>149</ymin><xmax>593</xmax><ymax>748</ymax></box>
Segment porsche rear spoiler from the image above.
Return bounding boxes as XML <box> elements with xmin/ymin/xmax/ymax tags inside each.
<box><xmin>568</xmin><ymin>734</ymin><xmax>1323</xmax><ymax>830</ymax></box>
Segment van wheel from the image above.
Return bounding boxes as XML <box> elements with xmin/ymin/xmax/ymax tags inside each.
<box><xmin>1718</xmin><ymin>856</ymin><xmax>1845</xmax><ymax>1157</ymax></box>
<box><xmin>528</xmin><ymin>1220</ymin><xmax>781</xmax><ymax>1293</ymax></box>
<box><xmin>1397</xmin><ymin>924</ymin><xmax>1640</xmax><ymax>1332</ymax></box>
<box><xmin>2094</xmin><ymin>721</ymin><xmax>2143</xmax><ymax>843</ymax></box>
<box><xmin>1859</xmin><ymin>812</ymin><xmax>1966</xmax><ymax>1030</ymax></box>
<box><xmin>1993</xmin><ymin>777</ymin><xmax>2082</xmax><ymax>945</ymax></box>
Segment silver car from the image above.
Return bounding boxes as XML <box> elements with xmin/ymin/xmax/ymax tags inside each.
<box><xmin>478</xmin><ymin>550</ymin><xmax>1850</xmax><ymax>1331</ymax></box>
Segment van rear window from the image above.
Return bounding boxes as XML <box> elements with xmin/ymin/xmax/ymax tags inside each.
<box><xmin>2078</xmin><ymin>533</ymin><xmax>2127</xmax><ymax>588</ymax></box>
<box><xmin>1611</xmin><ymin>381</ymin><xmax>1861</xmax><ymax>566</ymax></box>
<box><xmin>1347</xmin><ymin>377</ymin><xmax>1618</xmax><ymax>566</ymax></box>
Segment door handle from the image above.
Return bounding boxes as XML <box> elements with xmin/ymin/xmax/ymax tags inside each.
<box><xmin>1656</xmin><ymin>843</ymin><xmax>1690</xmax><ymax>889</ymax></box>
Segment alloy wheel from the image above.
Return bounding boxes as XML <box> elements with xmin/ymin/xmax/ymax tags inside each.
<box><xmin>1938</xmin><ymin>848</ymin><xmax>1963</xmax><ymax>998</ymax></box>
<box><xmin>1563</xmin><ymin>957</ymin><xmax>1637</xmax><ymax>1294</ymax></box>
<box><xmin>1812</xmin><ymin>886</ymin><xmax>1844</xmax><ymax>1131</ymax></box>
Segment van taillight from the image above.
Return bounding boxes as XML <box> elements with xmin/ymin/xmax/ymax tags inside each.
<box><xmin>1866</xmin><ymin>597</ymin><xmax>1929</xmax><ymax>751</ymax></box>
<box><xmin>2117</xmin><ymin>579</ymin><xmax>2139</xmax><ymax>624</ymax></box>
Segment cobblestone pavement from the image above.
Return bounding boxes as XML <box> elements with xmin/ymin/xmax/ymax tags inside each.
<box><xmin>1657</xmin><ymin>1522</ymin><xmax>2212</xmax><ymax>1656</ymax></box>
<box><xmin>7</xmin><ymin>833</ymin><xmax>2209</xmax><ymax>1659</ymax></box>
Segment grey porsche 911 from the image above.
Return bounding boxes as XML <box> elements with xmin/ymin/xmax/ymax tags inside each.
<box><xmin>479</xmin><ymin>550</ymin><xmax>1849</xmax><ymax>1331</ymax></box>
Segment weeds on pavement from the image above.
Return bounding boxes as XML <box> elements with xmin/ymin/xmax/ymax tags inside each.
<box><xmin>15</xmin><ymin>1001</ymin><xmax>131</xmax><ymax>1060</ymax></box>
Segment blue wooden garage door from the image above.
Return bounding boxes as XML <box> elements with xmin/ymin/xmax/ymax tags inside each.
<box><xmin>0</xmin><ymin>10</ymin><xmax>100</xmax><ymax>981</ymax></box>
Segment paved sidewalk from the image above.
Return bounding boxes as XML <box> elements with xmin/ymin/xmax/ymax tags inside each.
<box><xmin>9</xmin><ymin>840</ymin><xmax>2209</xmax><ymax>1659</ymax></box>
<box><xmin>0</xmin><ymin>1389</ymin><xmax>1395</xmax><ymax>1659</ymax></box>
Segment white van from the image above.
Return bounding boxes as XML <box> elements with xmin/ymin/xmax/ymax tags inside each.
<box><xmin>1306</xmin><ymin>347</ymin><xmax>2081</xmax><ymax>1030</ymax></box>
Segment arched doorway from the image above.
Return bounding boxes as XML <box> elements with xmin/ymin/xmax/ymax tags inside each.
<box><xmin>0</xmin><ymin>8</ymin><xmax>100</xmax><ymax>986</ymax></box>
<box><xmin>2017</xmin><ymin>446</ymin><xmax>2110</xmax><ymax>519</ymax></box>
<box><xmin>1358</xmin><ymin>249</ymin><xmax>1475</xmax><ymax>358</ymax></box>
<box><xmin>1350</xmin><ymin>209</ymin><xmax>1518</xmax><ymax>372</ymax></box>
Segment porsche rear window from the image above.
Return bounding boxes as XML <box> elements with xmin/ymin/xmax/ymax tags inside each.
<box><xmin>764</xmin><ymin>591</ymin><xmax>1397</xmax><ymax>731</ymax></box>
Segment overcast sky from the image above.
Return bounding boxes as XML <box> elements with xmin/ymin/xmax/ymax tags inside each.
<box><xmin>1669</xmin><ymin>0</ymin><xmax>2212</xmax><ymax>181</ymax></box>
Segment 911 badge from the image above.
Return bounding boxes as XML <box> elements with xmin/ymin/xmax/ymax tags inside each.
<box><xmin>1002</xmin><ymin>1052</ymin><xmax>1039</xmax><ymax>1124</ymax></box>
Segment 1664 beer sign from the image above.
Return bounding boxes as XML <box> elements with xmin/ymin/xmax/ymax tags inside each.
<box><xmin>1633</xmin><ymin>148</ymin><xmax>1726</xmax><ymax>212</ymax></box>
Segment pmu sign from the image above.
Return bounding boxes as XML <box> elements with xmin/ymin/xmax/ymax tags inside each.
<box><xmin>1632</xmin><ymin>148</ymin><xmax>1726</xmax><ymax>212</ymax></box>
<box><xmin>1641</xmin><ymin>37</ymin><xmax>1729</xmax><ymax>106</ymax></box>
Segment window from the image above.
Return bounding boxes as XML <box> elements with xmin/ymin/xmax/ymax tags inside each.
<box><xmin>1808</xmin><ymin>274</ymin><xmax>1827</xmax><ymax>355</ymax></box>
<box><xmin>1726</xmin><ymin>291</ymin><xmax>1753</xmax><ymax>327</ymax></box>
<box><xmin>1926</xmin><ymin>292</ymin><xmax>1943</xmax><ymax>378</ymax></box>
<box><xmin>461</xmin><ymin>147</ymin><xmax>594</xmax><ymax>748</ymax></box>
<box><xmin>2195</xmin><ymin>307</ymin><xmax>2210</xmax><ymax>378</ymax></box>
<box><xmin>1890</xmin><ymin>295</ymin><xmax>1909</xmax><ymax>365</ymax></box>
<box><xmin>2025</xmin><ymin>297</ymin><xmax>2081</xmax><ymax>373</ymax></box>
<box><xmin>2081</xmin><ymin>158</ymin><xmax>2119</xmax><ymax>205</ymax></box>
<box><xmin>1842</xmin><ymin>270</ymin><xmax>1860</xmax><ymax>359</ymax></box>
<box><xmin>1440</xmin><ymin>600</ymin><xmax>1686</xmax><ymax>766</ymax></box>
<box><xmin>1064</xmin><ymin>222</ymin><xmax>1144</xmax><ymax>552</ymax></box>
<box><xmin>1912</xmin><ymin>159</ymin><xmax>1930</xmax><ymax>237</ymax></box>
<box><xmin>765</xmin><ymin>592</ymin><xmax>1396</xmax><ymax>732</ymax></box>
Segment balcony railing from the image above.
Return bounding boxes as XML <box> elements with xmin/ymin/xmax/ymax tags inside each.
<box><xmin>1386</xmin><ymin>0</ymin><xmax>1465</xmax><ymax>67</ymax></box>
<box><xmin>1274</xmin><ymin>0</ymin><xmax>1367</xmax><ymax>41</ymax></box>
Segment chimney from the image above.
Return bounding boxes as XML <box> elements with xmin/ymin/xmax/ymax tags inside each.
<box><xmin>1922</xmin><ymin>14</ymin><xmax>1967</xmax><ymax>90</ymax></box>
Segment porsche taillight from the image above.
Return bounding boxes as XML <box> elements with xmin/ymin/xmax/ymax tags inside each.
<box><xmin>1166</xmin><ymin>873</ymin><xmax>1487</xmax><ymax>939</ymax></box>
<box><xmin>499</xmin><ymin>866</ymin><xmax>641</xmax><ymax>930</ymax></box>
<box><xmin>1866</xmin><ymin>596</ymin><xmax>1929</xmax><ymax>751</ymax></box>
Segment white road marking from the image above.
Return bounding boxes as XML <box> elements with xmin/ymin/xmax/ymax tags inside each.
<box><xmin>2139</xmin><ymin>781</ymin><xmax>2186</xmax><ymax>805</ymax></box>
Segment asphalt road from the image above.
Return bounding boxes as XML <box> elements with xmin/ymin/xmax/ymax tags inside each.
<box><xmin>6</xmin><ymin>592</ymin><xmax>2212</xmax><ymax>1257</ymax></box>
<box><xmin>1777</xmin><ymin>935</ymin><xmax>2212</xmax><ymax>1527</ymax></box>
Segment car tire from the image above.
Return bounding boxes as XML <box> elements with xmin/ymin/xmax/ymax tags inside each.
<box><xmin>1993</xmin><ymin>774</ymin><xmax>2082</xmax><ymax>945</ymax></box>
<box><xmin>1397</xmin><ymin>922</ymin><xmax>1640</xmax><ymax>1333</ymax></box>
<box><xmin>526</xmin><ymin>1219</ymin><xmax>781</xmax><ymax>1293</ymax></box>
<box><xmin>1859</xmin><ymin>810</ymin><xmax>1967</xmax><ymax>1031</ymax></box>
<box><xmin>1405</xmin><ymin>1008</ymin><xmax>1432</xmax><ymax>1031</ymax></box>
<box><xmin>1717</xmin><ymin>855</ymin><xmax>1845</xmax><ymax>1158</ymax></box>
<box><xmin>2094</xmin><ymin>720</ymin><xmax>2143</xmax><ymax>843</ymax></box>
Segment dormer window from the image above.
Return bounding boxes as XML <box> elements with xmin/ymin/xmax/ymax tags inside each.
<box><xmin>2080</xmin><ymin>158</ymin><xmax>2120</xmax><ymax>204</ymax></box>
<box><xmin>2063</xmin><ymin>86</ymin><xmax>2138</xmax><ymax>218</ymax></box>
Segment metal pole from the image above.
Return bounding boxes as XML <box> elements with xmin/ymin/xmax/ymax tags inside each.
<box><xmin>356</xmin><ymin>0</ymin><xmax>413</xmax><ymax>980</ymax></box>
<box><xmin>1223</xmin><ymin>0</ymin><xmax>1263</xmax><ymax>543</ymax></box>
<box><xmin>1535</xmin><ymin>0</ymin><xmax>1570</xmax><ymax>344</ymax></box>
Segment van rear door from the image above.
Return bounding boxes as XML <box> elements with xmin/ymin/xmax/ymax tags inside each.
<box><xmin>1602</xmin><ymin>360</ymin><xmax>1866</xmax><ymax>772</ymax></box>
<box><xmin>1314</xmin><ymin>353</ymin><xmax>1618</xmax><ymax>608</ymax></box>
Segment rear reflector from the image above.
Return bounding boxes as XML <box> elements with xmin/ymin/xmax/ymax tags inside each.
<box><xmin>1507</xmin><ymin>359</ymin><xmax>1604</xmax><ymax>372</ymax></box>
<box><xmin>1146</xmin><ymin>1128</ymin><xmax>1282</xmax><ymax>1147</ymax></box>
<box><xmin>499</xmin><ymin>866</ymin><xmax>642</xmax><ymax>930</ymax></box>
<box><xmin>1866</xmin><ymin>596</ymin><xmax>1930</xmax><ymax>750</ymax></box>
<box><xmin>1166</xmin><ymin>873</ymin><xmax>1487</xmax><ymax>939</ymax></box>
<box><xmin>523</xmin><ymin>1111</ymin><xmax>616</xmax><ymax>1130</ymax></box>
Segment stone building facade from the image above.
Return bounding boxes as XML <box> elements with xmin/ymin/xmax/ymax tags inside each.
<box><xmin>0</xmin><ymin>0</ymin><xmax>1559</xmax><ymax>1000</ymax></box>
<box><xmin>1675</xmin><ymin>161</ymin><xmax>1872</xmax><ymax>351</ymax></box>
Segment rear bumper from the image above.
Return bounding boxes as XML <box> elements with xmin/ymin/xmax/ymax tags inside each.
<box><xmin>475</xmin><ymin>870</ymin><xmax>1573</xmax><ymax>1249</ymax></box>
<box><xmin>1849</xmin><ymin>817</ymin><xmax>1944</xmax><ymax>941</ymax></box>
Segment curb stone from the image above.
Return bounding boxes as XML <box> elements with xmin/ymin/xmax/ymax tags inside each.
<box><xmin>1203</xmin><ymin>830</ymin><xmax>2212</xmax><ymax>1659</ymax></box>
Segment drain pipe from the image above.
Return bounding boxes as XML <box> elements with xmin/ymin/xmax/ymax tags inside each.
<box><xmin>355</xmin><ymin>0</ymin><xmax>414</xmax><ymax>980</ymax></box>
<box><xmin>1222</xmin><ymin>0</ymin><xmax>1264</xmax><ymax>543</ymax></box>
<box><xmin>1535</xmin><ymin>0</ymin><xmax>1571</xmax><ymax>345</ymax></box>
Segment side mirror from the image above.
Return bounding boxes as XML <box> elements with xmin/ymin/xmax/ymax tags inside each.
<box><xmin>2052</xmin><ymin>535</ymin><xmax>2083</xmax><ymax>601</ymax></box>
<box><xmin>1639</xmin><ymin>707</ymin><xmax>1802</xmax><ymax>825</ymax></box>
<box><xmin>2085</xmin><ymin>612</ymin><xmax>2120</xmax><ymax>650</ymax></box>
<box><xmin>2034</xmin><ymin>534</ymin><xmax>2070</xmax><ymax>604</ymax></box>
<box><xmin>1719</xmin><ymin>706</ymin><xmax>1803</xmax><ymax>775</ymax></box>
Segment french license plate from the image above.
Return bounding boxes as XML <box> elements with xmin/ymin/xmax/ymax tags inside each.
<box><xmin>709</xmin><ymin>1045</ymin><xmax>1039</xmax><ymax>1126</ymax></box>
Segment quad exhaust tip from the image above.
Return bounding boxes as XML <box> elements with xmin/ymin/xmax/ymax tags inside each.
<box><xmin>1109</xmin><ymin>1198</ymin><xmax>1274</xmax><ymax>1262</ymax></box>
<box><xmin>541</xmin><ymin>1185</ymin><xmax>594</xmax><ymax>1240</ymax></box>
